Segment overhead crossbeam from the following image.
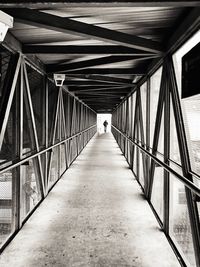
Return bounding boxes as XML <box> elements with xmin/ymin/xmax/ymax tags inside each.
<box><xmin>76</xmin><ymin>94</ymin><xmax>129</xmax><ymax>99</ymax></box>
<box><xmin>87</xmin><ymin>103</ymin><xmax>118</xmax><ymax>107</ymax></box>
<box><xmin>76</xmin><ymin>90</ymin><xmax>130</xmax><ymax>96</ymax></box>
<box><xmin>64</xmin><ymin>81</ymin><xmax>123</xmax><ymax>86</ymax></box>
<box><xmin>76</xmin><ymin>88</ymin><xmax>130</xmax><ymax>94</ymax></box>
<box><xmin>65</xmin><ymin>74</ymin><xmax>134</xmax><ymax>85</ymax></box>
<box><xmin>79</xmin><ymin>96</ymin><xmax>122</xmax><ymax>99</ymax></box>
<box><xmin>47</xmin><ymin>55</ymin><xmax>153</xmax><ymax>73</ymax></box>
<box><xmin>4</xmin><ymin>8</ymin><xmax>163</xmax><ymax>53</ymax></box>
<box><xmin>68</xmin><ymin>85</ymin><xmax>131</xmax><ymax>91</ymax></box>
<box><xmin>83</xmin><ymin>97</ymin><xmax>121</xmax><ymax>101</ymax></box>
<box><xmin>22</xmin><ymin>45</ymin><xmax>156</xmax><ymax>56</ymax></box>
<box><xmin>76</xmin><ymin>89</ymin><xmax>130</xmax><ymax>93</ymax></box>
<box><xmin>66</xmin><ymin>68</ymin><xmax>145</xmax><ymax>75</ymax></box>
<box><xmin>70</xmin><ymin>86</ymin><xmax>132</xmax><ymax>92</ymax></box>
<box><xmin>0</xmin><ymin>1</ymin><xmax>199</xmax><ymax>7</ymax></box>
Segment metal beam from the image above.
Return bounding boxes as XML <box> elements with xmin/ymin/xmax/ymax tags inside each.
<box><xmin>73</xmin><ymin>88</ymin><xmax>123</xmax><ymax>93</ymax></box>
<box><xmin>22</xmin><ymin>45</ymin><xmax>156</xmax><ymax>56</ymax></box>
<box><xmin>4</xmin><ymin>8</ymin><xmax>163</xmax><ymax>53</ymax></box>
<box><xmin>66</xmin><ymin>74</ymin><xmax>134</xmax><ymax>85</ymax></box>
<box><xmin>65</xmin><ymin>81</ymin><xmax>121</xmax><ymax>86</ymax></box>
<box><xmin>47</xmin><ymin>55</ymin><xmax>152</xmax><ymax>73</ymax></box>
<box><xmin>77</xmin><ymin>92</ymin><xmax>128</xmax><ymax>97</ymax></box>
<box><xmin>79</xmin><ymin>95</ymin><xmax>123</xmax><ymax>98</ymax></box>
<box><xmin>81</xmin><ymin>99</ymin><xmax>121</xmax><ymax>102</ymax></box>
<box><xmin>97</xmin><ymin>110</ymin><xmax>113</xmax><ymax>113</ymax></box>
<box><xmin>84</xmin><ymin>99</ymin><xmax>121</xmax><ymax>102</ymax></box>
<box><xmin>87</xmin><ymin>104</ymin><xmax>117</xmax><ymax>108</ymax></box>
<box><xmin>84</xmin><ymin>100</ymin><xmax>119</xmax><ymax>103</ymax></box>
<box><xmin>75</xmin><ymin>94</ymin><xmax>129</xmax><ymax>98</ymax></box>
<box><xmin>70</xmin><ymin>85</ymin><xmax>132</xmax><ymax>92</ymax></box>
<box><xmin>66</xmin><ymin>68</ymin><xmax>145</xmax><ymax>75</ymax></box>
<box><xmin>0</xmin><ymin>1</ymin><xmax>199</xmax><ymax>8</ymax></box>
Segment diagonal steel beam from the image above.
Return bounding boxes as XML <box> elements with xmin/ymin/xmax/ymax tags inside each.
<box><xmin>0</xmin><ymin>1</ymin><xmax>200</xmax><ymax>7</ymax></box>
<box><xmin>75</xmin><ymin>94</ymin><xmax>125</xmax><ymax>98</ymax></box>
<box><xmin>69</xmin><ymin>85</ymin><xmax>132</xmax><ymax>92</ymax></box>
<box><xmin>65</xmin><ymin>74</ymin><xmax>134</xmax><ymax>85</ymax></box>
<box><xmin>84</xmin><ymin>98</ymin><xmax>121</xmax><ymax>101</ymax></box>
<box><xmin>87</xmin><ymin>103</ymin><xmax>118</xmax><ymax>107</ymax></box>
<box><xmin>66</xmin><ymin>68</ymin><xmax>145</xmax><ymax>75</ymax></box>
<box><xmin>77</xmin><ymin>91</ymin><xmax>129</xmax><ymax>96</ymax></box>
<box><xmin>80</xmin><ymin>97</ymin><xmax>121</xmax><ymax>100</ymax></box>
<box><xmin>47</xmin><ymin>55</ymin><xmax>153</xmax><ymax>73</ymax></box>
<box><xmin>3</xmin><ymin>8</ymin><xmax>163</xmax><ymax>53</ymax></box>
<box><xmin>22</xmin><ymin>45</ymin><xmax>156</xmax><ymax>56</ymax></box>
<box><xmin>64</xmin><ymin>81</ymin><xmax>120</xmax><ymax>86</ymax></box>
<box><xmin>64</xmin><ymin>81</ymin><xmax>126</xmax><ymax>88</ymax></box>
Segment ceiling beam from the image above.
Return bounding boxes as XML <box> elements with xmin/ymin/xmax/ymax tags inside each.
<box><xmin>65</xmin><ymin>74</ymin><xmax>134</xmax><ymax>85</ymax></box>
<box><xmin>79</xmin><ymin>94</ymin><xmax>125</xmax><ymax>99</ymax></box>
<box><xmin>83</xmin><ymin>105</ymin><xmax>119</xmax><ymax>108</ymax></box>
<box><xmin>69</xmin><ymin>85</ymin><xmax>130</xmax><ymax>91</ymax></box>
<box><xmin>81</xmin><ymin>102</ymin><xmax>120</xmax><ymax>105</ymax></box>
<box><xmin>74</xmin><ymin>90</ymin><xmax>130</xmax><ymax>95</ymax></box>
<box><xmin>1</xmin><ymin>2</ymin><xmax>199</xmax><ymax>8</ymax></box>
<box><xmin>64</xmin><ymin>81</ymin><xmax>121</xmax><ymax>86</ymax></box>
<box><xmin>22</xmin><ymin>45</ymin><xmax>156</xmax><ymax>56</ymax></box>
<box><xmin>97</xmin><ymin>111</ymin><xmax>113</xmax><ymax>113</ymax></box>
<box><xmin>77</xmin><ymin>91</ymin><xmax>129</xmax><ymax>96</ymax></box>
<box><xmin>98</xmin><ymin>112</ymin><xmax>113</xmax><ymax>114</ymax></box>
<box><xmin>78</xmin><ymin>90</ymin><xmax>128</xmax><ymax>93</ymax></box>
<box><xmin>79</xmin><ymin>96</ymin><xmax>121</xmax><ymax>99</ymax></box>
<box><xmin>69</xmin><ymin>84</ymin><xmax>132</xmax><ymax>92</ymax></box>
<box><xmin>66</xmin><ymin>68</ymin><xmax>145</xmax><ymax>75</ymax></box>
<box><xmin>47</xmin><ymin>55</ymin><xmax>153</xmax><ymax>73</ymax></box>
<box><xmin>78</xmin><ymin>89</ymin><xmax>128</xmax><ymax>93</ymax></box>
<box><xmin>83</xmin><ymin>98</ymin><xmax>121</xmax><ymax>101</ymax></box>
<box><xmin>84</xmin><ymin>102</ymin><xmax>121</xmax><ymax>105</ymax></box>
<box><xmin>4</xmin><ymin>8</ymin><xmax>163</xmax><ymax>53</ymax></box>
<box><xmin>86</xmin><ymin>106</ymin><xmax>118</xmax><ymax>109</ymax></box>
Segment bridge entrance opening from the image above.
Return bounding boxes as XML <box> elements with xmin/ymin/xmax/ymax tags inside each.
<box><xmin>97</xmin><ymin>114</ymin><xmax>112</xmax><ymax>134</ymax></box>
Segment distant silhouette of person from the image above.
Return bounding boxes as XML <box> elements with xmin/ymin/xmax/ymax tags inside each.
<box><xmin>103</xmin><ymin>120</ymin><xmax>108</xmax><ymax>133</ymax></box>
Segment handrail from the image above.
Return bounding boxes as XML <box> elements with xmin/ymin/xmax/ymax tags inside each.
<box><xmin>112</xmin><ymin>125</ymin><xmax>200</xmax><ymax>197</ymax></box>
<box><xmin>0</xmin><ymin>124</ymin><xmax>96</xmax><ymax>175</ymax></box>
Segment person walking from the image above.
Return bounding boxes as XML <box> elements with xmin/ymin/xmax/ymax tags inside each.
<box><xmin>103</xmin><ymin>120</ymin><xmax>108</xmax><ymax>133</ymax></box>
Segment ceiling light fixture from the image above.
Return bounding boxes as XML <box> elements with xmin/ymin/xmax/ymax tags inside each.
<box><xmin>54</xmin><ymin>73</ymin><xmax>65</xmax><ymax>87</ymax></box>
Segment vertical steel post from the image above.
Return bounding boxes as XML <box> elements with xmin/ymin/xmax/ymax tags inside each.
<box><xmin>145</xmin><ymin>77</ymin><xmax>150</xmax><ymax>196</ymax></box>
<box><xmin>163</xmin><ymin>63</ymin><xmax>170</xmax><ymax>233</ymax></box>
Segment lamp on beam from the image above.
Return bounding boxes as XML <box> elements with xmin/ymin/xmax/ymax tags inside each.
<box><xmin>0</xmin><ymin>10</ymin><xmax>13</xmax><ymax>42</ymax></box>
<box><xmin>54</xmin><ymin>73</ymin><xmax>65</xmax><ymax>87</ymax></box>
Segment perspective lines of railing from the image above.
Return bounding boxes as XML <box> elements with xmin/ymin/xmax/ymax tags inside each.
<box><xmin>112</xmin><ymin>125</ymin><xmax>200</xmax><ymax>197</ymax></box>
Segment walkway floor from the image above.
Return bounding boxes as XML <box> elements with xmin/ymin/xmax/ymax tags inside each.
<box><xmin>0</xmin><ymin>133</ymin><xmax>180</xmax><ymax>267</ymax></box>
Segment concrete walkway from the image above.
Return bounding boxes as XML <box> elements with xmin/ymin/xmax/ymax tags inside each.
<box><xmin>0</xmin><ymin>133</ymin><xmax>180</xmax><ymax>267</ymax></box>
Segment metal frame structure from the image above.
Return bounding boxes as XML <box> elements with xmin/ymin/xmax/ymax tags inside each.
<box><xmin>0</xmin><ymin>49</ymin><xmax>96</xmax><ymax>252</ymax></box>
<box><xmin>112</xmin><ymin>54</ymin><xmax>200</xmax><ymax>266</ymax></box>
<box><xmin>0</xmin><ymin>3</ymin><xmax>199</xmax><ymax>267</ymax></box>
